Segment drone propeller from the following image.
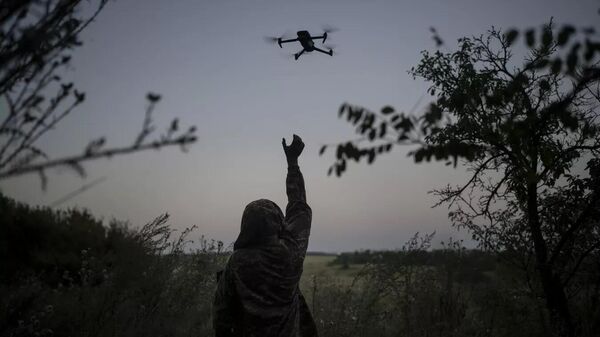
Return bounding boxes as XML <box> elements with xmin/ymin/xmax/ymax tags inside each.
<box><xmin>264</xmin><ymin>30</ymin><xmax>293</xmax><ymax>46</ymax></box>
<box><xmin>322</xmin><ymin>24</ymin><xmax>339</xmax><ymax>34</ymax></box>
<box><xmin>265</xmin><ymin>36</ymin><xmax>284</xmax><ymax>48</ymax></box>
<box><xmin>320</xmin><ymin>25</ymin><xmax>338</xmax><ymax>44</ymax></box>
<box><xmin>264</xmin><ymin>36</ymin><xmax>280</xmax><ymax>44</ymax></box>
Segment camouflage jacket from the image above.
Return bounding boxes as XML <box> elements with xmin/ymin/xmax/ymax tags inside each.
<box><xmin>213</xmin><ymin>164</ymin><xmax>317</xmax><ymax>337</ymax></box>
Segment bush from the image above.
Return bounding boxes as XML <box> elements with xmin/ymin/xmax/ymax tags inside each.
<box><xmin>0</xmin><ymin>193</ymin><xmax>226</xmax><ymax>337</ymax></box>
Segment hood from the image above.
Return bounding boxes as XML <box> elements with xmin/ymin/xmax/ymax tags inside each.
<box><xmin>234</xmin><ymin>199</ymin><xmax>284</xmax><ymax>250</ymax></box>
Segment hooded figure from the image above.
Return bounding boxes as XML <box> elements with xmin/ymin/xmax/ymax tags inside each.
<box><xmin>213</xmin><ymin>135</ymin><xmax>317</xmax><ymax>337</ymax></box>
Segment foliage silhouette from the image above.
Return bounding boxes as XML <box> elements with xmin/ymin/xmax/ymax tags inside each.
<box><xmin>0</xmin><ymin>0</ymin><xmax>197</xmax><ymax>189</ymax></box>
<box><xmin>322</xmin><ymin>19</ymin><xmax>600</xmax><ymax>337</ymax></box>
<box><xmin>0</xmin><ymin>192</ymin><xmax>225</xmax><ymax>337</ymax></box>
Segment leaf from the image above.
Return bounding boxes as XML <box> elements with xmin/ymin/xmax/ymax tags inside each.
<box><xmin>338</xmin><ymin>104</ymin><xmax>347</xmax><ymax>118</ymax></box>
<box><xmin>147</xmin><ymin>92</ymin><xmax>161</xmax><ymax>103</ymax></box>
<box><xmin>319</xmin><ymin>145</ymin><xmax>327</xmax><ymax>156</ymax></box>
<box><xmin>430</xmin><ymin>27</ymin><xmax>444</xmax><ymax>46</ymax></box>
<box><xmin>169</xmin><ymin>118</ymin><xmax>179</xmax><ymax>132</ymax></box>
<box><xmin>414</xmin><ymin>148</ymin><xmax>426</xmax><ymax>163</ymax></box>
<box><xmin>525</xmin><ymin>29</ymin><xmax>535</xmax><ymax>47</ymax></box>
<box><xmin>379</xmin><ymin>122</ymin><xmax>387</xmax><ymax>138</ymax></box>
<box><xmin>541</xmin><ymin>28</ymin><xmax>553</xmax><ymax>48</ymax></box>
<box><xmin>357</xmin><ymin>113</ymin><xmax>375</xmax><ymax>134</ymax></box>
<box><xmin>85</xmin><ymin>137</ymin><xmax>106</xmax><ymax>156</ymax></box>
<box><xmin>395</xmin><ymin>117</ymin><xmax>414</xmax><ymax>132</ymax></box>
<box><xmin>557</xmin><ymin>25</ymin><xmax>576</xmax><ymax>46</ymax></box>
<box><xmin>335</xmin><ymin>160</ymin><xmax>347</xmax><ymax>176</ymax></box>
<box><xmin>505</xmin><ymin>29</ymin><xmax>518</xmax><ymax>46</ymax></box>
<box><xmin>381</xmin><ymin>106</ymin><xmax>395</xmax><ymax>115</ymax></box>
<box><xmin>367</xmin><ymin>149</ymin><xmax>376</xmax><ymax>164</ymax></box>
<box><xmin>74</xmin><ymin>90</ymin><xmax>85</xmax><ymax>103</ymax></box>
<box><xmin>350</xmin><ymin>108</ymin><xmax>363</xmax><ymax>125</ymax></box>
<box><xmin>346</xmin><ymin>106</ymin><xmax>355</xmax><ymax>122</ymax></box>
<box><xmin>368</xmin><ymin>129</ymin><xmax>377</xmax><ymax>141</ymax></box>
<box><xmin>336</xmin><ymin>145</ymin><xmax>343</xmax><ymax>159</ymax></box>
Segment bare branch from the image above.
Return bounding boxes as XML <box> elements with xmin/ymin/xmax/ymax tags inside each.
<box><xmin>0</xmin><ymin>133</ymin><xmax>197</xmax><ymax>180</ymax></box>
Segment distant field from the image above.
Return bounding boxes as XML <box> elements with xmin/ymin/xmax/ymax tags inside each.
<box><xmin>300</xmin><ymin>254</ymin><xmax>365</xmax><ymax>289</ymax></box>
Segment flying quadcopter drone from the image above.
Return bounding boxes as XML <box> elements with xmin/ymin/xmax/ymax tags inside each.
<box><xmin>266</xmin><ymin>28</ymin><xmax>336</xmax><ymax>60</ymax></box>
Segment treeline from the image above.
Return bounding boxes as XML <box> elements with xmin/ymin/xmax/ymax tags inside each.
<box><xmin>328</xmin><ymin>246</ymin><xmax>510</xmax><ymax>287</ymax></box>
<box><xmin>330</xmin><ymin>248</ymin><xmax>496</xmax><ymax>269</ymax></box>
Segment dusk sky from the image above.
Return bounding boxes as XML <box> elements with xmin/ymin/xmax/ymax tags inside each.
<box><xmin>1</xmin><ymin>0</ymin><xmax>599</xmax><ymax>252</ymax></box>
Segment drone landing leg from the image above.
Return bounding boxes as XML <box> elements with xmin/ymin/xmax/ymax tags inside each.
<box><xmin>294</xmin><ymin>49</ymin><xmax>305</xmax><ymax>60</ymax></box>
<box><xmin>313</xmin><ymin>47</ymin><xmax>333</xmax><ymax>56</ymax></box>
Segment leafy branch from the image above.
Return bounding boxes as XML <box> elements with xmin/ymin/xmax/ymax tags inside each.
<box><xmin>0</xmin><ymin>93</ymin><xmax>197</xmax><ymax>188</ymax></box>
<box><xmin>0</xmin><ymin>1</ymin><xmax>198</xmax><ymax>189</ymax></box>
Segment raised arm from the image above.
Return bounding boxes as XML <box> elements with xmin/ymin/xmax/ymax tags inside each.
<box><xmin>282</xmin><ymin>135</ymin><xmax>312</xmax><ymax>253</ymax></box>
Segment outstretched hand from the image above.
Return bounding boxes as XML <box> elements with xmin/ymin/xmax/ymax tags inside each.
<box><xmin>282</xmin><ymin>134</ymin><xmax>304</xmax><ymax>164</ymax></box>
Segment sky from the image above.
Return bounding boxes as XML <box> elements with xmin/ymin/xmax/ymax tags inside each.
<box><xmin>1</xmin><ymin>0</ymin><xmax>599</xmax><ymax>252</ymax></box>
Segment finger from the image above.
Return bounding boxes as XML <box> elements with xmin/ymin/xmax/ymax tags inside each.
<box><xmin>282</xmin><ymin>137</ymin><xmax>287</xmax><ymax>147</ymax></box>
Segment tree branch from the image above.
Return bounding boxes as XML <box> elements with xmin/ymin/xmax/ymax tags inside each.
<box><xmin>0</xmin><ymin>135</ymin><xmax>196</xmax><ymax>180</ymax></box>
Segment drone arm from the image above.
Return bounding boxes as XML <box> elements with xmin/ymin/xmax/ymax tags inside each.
<box><xmin>277</xmin><ymin>38</ymin><xmax>297</xmax><ymax>48</ymax></box>
<box><xmin>313</xmin><ymin>47</ymin><xmax>333</xmax><ymax>56</ymax></box>
<box><xmin>294</xmin><ymin>49</ymin><xmax>305</xmax><ymax>60</ymax></box>
<box><xmin>311</xmin><ymin>32</ymin><xmax>327</xmax><ymax>43</ymax></box>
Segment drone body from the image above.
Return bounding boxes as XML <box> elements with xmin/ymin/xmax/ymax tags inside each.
<box><xmin>275</xmin><ymin>30</ymin><xmax>334</xmax><ymax>60</ymax></box>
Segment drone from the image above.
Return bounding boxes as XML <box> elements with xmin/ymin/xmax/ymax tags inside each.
<box><xmin>266</xmin><ymin>29</ymin><xmax>336</xmax><ymax>60</ymax></box>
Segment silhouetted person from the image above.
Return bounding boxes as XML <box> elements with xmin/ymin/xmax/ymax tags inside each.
<box><xmin>213</xmin><ymin>134</ymin><xmax>317</xmax><ymax>337</ymax></box>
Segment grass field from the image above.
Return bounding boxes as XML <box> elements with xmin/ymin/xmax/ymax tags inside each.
<box><xmin>299</xmin><ymin>254</ymin><xmax>366</xmax><ymax>297</ymax></box>
<box><xmin>302</xmin><ymin>255</ymin><xmax>362</xmax><ymax>278</ymax></box>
